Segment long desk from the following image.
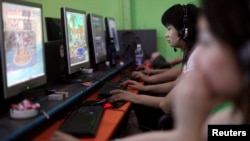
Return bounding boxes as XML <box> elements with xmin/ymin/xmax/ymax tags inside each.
<box><xmin>0</xmin><ymin>60</ymin><xmax>134</xmax><ymax>141</ymax></box>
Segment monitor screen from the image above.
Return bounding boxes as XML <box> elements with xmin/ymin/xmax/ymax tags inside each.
<box><xmin>0</xmin><ymin>1</ymin><xmax>46</xmax><ymax>99</ymax></box>
<box><xmin>105</xmin><ymin>17</ymin><xmax>120</xmax><ymax>52</ymax></box>
<box><xmin>87</xmin><ymin>13</ymin><xmax>107</xmax><ymax>65</ymax></box>
<box><xmin>45</xmin><ymin>17</ymin><xmax>62</xmax><ymax>41</ymax></box>
<box><xmin>61</xmin><ymin>7</ymin><xmax>90</xmax><ymax>75</ymax></box>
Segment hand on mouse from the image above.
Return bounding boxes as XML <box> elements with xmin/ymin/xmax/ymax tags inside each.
<box><xmin>109</xmin><ymin>89</ymin><xmax>137</xmax><ymax>103</ymax></box>
<box><xmin>121</xmin><ymin>80</ymin><xmax>146</xmax><ymax>91</ymax></box>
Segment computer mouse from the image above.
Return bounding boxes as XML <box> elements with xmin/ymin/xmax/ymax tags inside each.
<box><xmin>103</xmin><ymin>99</ymin><xmax>117</xmax><ymax>109</ymax></box>
<box><xmin>94</xmin><ymin>99</ymin><xmax>125</xmax><ymax>109</ymax></box>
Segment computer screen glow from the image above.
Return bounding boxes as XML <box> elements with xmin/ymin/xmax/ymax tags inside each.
<box><xmin>2</xmin><ymin>2</ymin><xmax>45</xmax><ymax>87</ymax></box>
<box><xmin>65</xmin><ymin>11</ymin><xmax>89</xmax><ymax>67</ymax></box>
<box><xmin>92</xmin><ymin>16</ymin><xmax>106</xmax><ymax>60</ymax></box>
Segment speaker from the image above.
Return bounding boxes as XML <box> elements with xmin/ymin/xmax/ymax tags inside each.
<box><xmin>44</xmin><ymin>40</ymin><xmax>65</xmax><ymax>84</ymax></box>
<box><xmin>118</xmin><ymin>29</ymin><xmax>157</xmax><ymax>62</ymax></box>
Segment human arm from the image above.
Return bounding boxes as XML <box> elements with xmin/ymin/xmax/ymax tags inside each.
<box><xmin>132</xmin><ymin>67</ymin><xmax>181</xmax><ymax>84</ymax></box>
<box><xmin>135</xmin><ymin>64</ymin><xmax>167</xmax><ymax>75</ymax></box>
<box><xmin>142</xmin><ymin>68</ymin><xmax>169</xmax><ymax>75</ymax></box>
<box><xmin>110</xmin><ymin>90</ymin><xmax>164</xmax><ymax>108</ymax></box>
<box><xmin>122</xmin><ymin>79</ymin><xmax>176</xmax><ymax>94</ymax></box>
<box><xmin>167</xmin><ymin>57</ymin><xmax>183</xmax><ymax>66</ymax></box>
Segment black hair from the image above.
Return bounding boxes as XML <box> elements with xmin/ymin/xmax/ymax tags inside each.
<box><xmin>161</xmin><ymin>4</ymin><xmax>200</xmax><ymax>64</ymax></box>
<box><xmin>201</xmin><ymin>0</ymin><xmax>250</xmax><ymax>123</ymax></box>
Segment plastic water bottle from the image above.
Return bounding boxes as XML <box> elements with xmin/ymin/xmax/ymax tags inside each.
<box><xmin>135</xmin><ymin>44</ymin><xmax>144</xmax><ymax>65</ymax></box>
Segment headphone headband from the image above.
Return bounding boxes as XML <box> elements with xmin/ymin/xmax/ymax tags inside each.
<box><xmin>183</xmin><ymin>5</ymin><xmax>188</xmax><ymax>27</ymax></box>
<box><xmin>181</xmin><ymin>5</ymin><xmax>188</xmax><ymax>40</ymax></box>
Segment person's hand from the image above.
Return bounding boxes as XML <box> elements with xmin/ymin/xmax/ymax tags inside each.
<box><xmin>110</xmin><ymin>89</ymin><xmax>137</xmax><ymax>102</ymax></box>
<box><xmin>142</xmin><ymin>67</ymin><xmax>154</xmax><ymax>74</ymax></box>
<box><xmin>135</xmin><ymin>64</ymin><xmax>146</xmax><ymax>71</ymax></box>
<box><xmin>48</xmin><ymin>131</ymin><xmax>79</xmax><ymax>141</ymax></box>
<box><xmin>121</xmin><ymin>80</ymin><xmax>146</xmax><ymax>91</ymax></box>
<box><xmin>132</xmin><ymin>71</ymin><xmax>149</xmax><ymax>82</ymax></box>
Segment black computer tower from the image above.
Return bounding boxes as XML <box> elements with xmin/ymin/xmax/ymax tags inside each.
<box><xmin>44</xmin><ymin>40</ymin><xmax>65</xmax><ymax>84</ymax></box>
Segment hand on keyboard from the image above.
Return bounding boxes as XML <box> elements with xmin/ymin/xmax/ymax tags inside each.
<box><xmin>120</xmin><ymin>80</ymin><xmax>145</xmax><ymax>91</ymax></box>
<box><xmin>98</xmin><ymin>82</ymin><xmax>126</xmax><ymax>98</ymax></box>
<box><xmin>131</xmin><ymin>71</ymin><xmax>147</xmax><ymax>82</ymax></box>
<box><xmin>109</xmin><ymin>89</ymin><xmax>137</xmax><ymax>103</ymax></box>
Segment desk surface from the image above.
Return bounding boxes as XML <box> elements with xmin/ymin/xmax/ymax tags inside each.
<box><xmin>34</xmin><ymin>84</ymin><xmax>138</xmax><ymax>141</ymax></box>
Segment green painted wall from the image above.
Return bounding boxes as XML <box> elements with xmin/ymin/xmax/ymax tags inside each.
<box><xmin>23</xmin><ymin>0</ymin><xmax>128</xmax><ymax>41</ymax></box>
<box><xmin>131</xmin><ymin>0</ymin><xmax>199</xmax><ymax>60</ymax></box>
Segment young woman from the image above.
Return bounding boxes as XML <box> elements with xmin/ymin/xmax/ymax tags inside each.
<box><xmin>131</xmin><ymin>3</ymin><xmax>199</xmax><ymax>84</ymax></box>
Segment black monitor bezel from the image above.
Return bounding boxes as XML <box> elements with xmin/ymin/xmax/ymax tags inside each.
<box><xmin>0</xmin><ymin>0</ymin><xmax>47</xmax><ymax>99</ymax></box>
<box><xmin>87</xmin><ymin>13</ymin><xmax>107</xmax><ymax>65</ymax></box>
<box><xmin>61</xmin><ymin>7</ymin><xmax>90</xmax><ymax>75</ymax></box>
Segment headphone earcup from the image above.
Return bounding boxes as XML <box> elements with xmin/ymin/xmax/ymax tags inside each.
<box><xmin>179</xmin><ymin>27</ymin><xmax>188</xmax><ymax>40</ymax></box>
<box><xmin>184</xmin><ymin>27</ymin><xmax>188</xmax><ymax>39</ymax></box>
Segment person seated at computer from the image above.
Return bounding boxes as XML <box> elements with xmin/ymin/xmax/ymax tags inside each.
<box><xmin>128</xmin><ymin>4</ymin><xmax>199</xmax><ymax>86</ymax></box>
<box><xmin>113</xmin><ymin>4</ymin><xmax>199</xmax><ymax>97</ymax></box>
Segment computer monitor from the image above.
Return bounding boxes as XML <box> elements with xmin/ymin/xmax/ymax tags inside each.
<box><xmin>61</xmin><ymin>7</ymin><xmax>90</xmax><ymax>75</ymax></box>
<box><xmin>87</xmin><ymin>13</ymin><xmax>107</xmax><ymax>66</ymax></box>
<box><xmin>45</xmin><ymin>17</ymin><xmax>62</xmax><ymax>41</ymax></box>
<box><xmin>0</xmin><ymin>0</ymin><xmax>46</xmax><ymax>99</ymax></box>
<box><xmin>105</xmin><ymin>17</ymin><xmax>120</xmax><ymax>52</ymax></box>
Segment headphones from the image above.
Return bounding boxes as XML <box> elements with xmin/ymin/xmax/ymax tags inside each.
<box><xmin>179</xmin><ymin>5</ymin><xmax>188</xmax><ymax>40</ymax></box>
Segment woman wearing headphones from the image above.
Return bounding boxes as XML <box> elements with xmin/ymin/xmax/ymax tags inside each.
<box><xmin>120</xmin><ymin>4</ymin><xmax>199</xmax><ymax>93</ymax></box>
<box><xmin>127</xmin><ymin>4</ymin><xmax>199</xmax><ymax>86</ymax></box>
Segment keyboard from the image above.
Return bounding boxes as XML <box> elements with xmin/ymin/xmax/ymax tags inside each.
<box><xmin>59</xmin><ymin>105</ymin><xmax>104</xmax><ymax>137</ymax></box>
<box><xmin>98</xmin><ymin>82</ymin><xmax>126</xmax><ymax>98</ymax></box>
